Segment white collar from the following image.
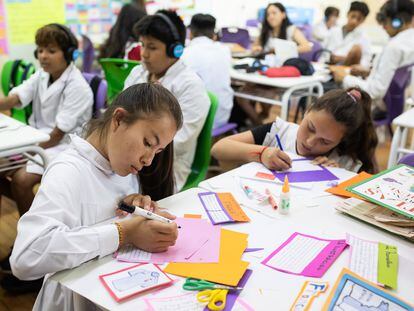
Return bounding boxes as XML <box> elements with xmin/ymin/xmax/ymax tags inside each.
<box><xmin>69</xmin><ymin>134</ymin><xmax>114</xmax><ymax>175</ymax></box>
<box><xmin>40</xmin><ymin>63</ymin><xmax>74</xmax><ymax>83</ymax></box>
<box><xmin>189</xmin><ymin>36</ymin><xmax>214</xmax><ymax>46</ymax></box>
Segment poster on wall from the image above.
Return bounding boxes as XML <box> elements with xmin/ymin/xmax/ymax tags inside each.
<box><xmin>5</xmin><ymin>0</ymin><xmax>65</xmax><ymax>44</ymax></box>
<box><xmin>0</xmin><ymin>0</ymin><xmax>8</xmax><ymax>55</ymax></box>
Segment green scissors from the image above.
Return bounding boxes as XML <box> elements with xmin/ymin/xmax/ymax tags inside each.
<box><xmin>183</xmin><ymin>278</ymin><xmax>243</xmax><ymax>291</ymax></box>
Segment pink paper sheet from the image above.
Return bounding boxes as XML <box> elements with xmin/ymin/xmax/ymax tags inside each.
<box><xmin>261</xmin><ymin>232</ymin><xmax>347</xmax><ymax>278</ymax></box>
<box><xmin>117</xmin><ymin>218</ymin><xmax>221</xmax><ymax>264</ymax></box>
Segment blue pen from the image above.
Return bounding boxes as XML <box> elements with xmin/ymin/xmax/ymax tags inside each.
<box><xmin>275</xmin><ymin>134</ymin><xmax>284</xmax><ymax>151</ymax></box>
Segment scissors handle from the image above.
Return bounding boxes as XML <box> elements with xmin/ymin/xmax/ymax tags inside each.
<box><xmin>183</xmin><ymin>278</ymin><xmax>215</xmax><ymax>291</ymax></box>
<box><xmin>197</xmin><ymin>289</ymin><xmax>228</xmax><ymax>311</ymax></box>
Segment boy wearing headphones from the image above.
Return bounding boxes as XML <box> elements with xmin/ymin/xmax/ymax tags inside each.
<box><xmin>124</xmin><ymin>10</ymin><xmax>210</xmax><ymax>191</ymax></box>
<box><xmin>313</xmin><ymin>6</ymin><xmax>340</xmax><ymax>43</ymax></box>
<box><xmin>182</xmin><ymin>13</ymin><xmax>233</xmax><ymax>129</ymax></box>
<box><xmin>332</xmin><ymin>0</ymin><xmax>414</xmax><ymax>117</ymax></box>
<box><xmin>0</xmin><ymin>24</ymin><xmax>92</xmax><ymax>292</ymax></box>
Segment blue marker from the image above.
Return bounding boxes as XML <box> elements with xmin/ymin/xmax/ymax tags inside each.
<box><xmin>275</xmin><ymin>134</ymin><xmax>284</xmax><ymax>151</ymax></box>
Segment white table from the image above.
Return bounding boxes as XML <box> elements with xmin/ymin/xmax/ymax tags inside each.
<box><xmin>0</xmin><ymin>114</ymin><xmax>50</xmax><ymax>172</ymax></box>
<box><xmin>51</xmin><ymin>163</ymin><xmax>414</xmax><ymax>310</ymax></box>
<box><xmin>230</xmin><ymin>67</ymin><xmax>326</xmax><ymax>120</ymax></box>
<box><xmin>388</xmin><ymin>108</ymin><xmax>414</xmax><ymax>168</ymax></box>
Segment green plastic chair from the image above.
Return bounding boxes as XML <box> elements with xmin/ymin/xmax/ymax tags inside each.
<box><xmin>99</xmin><ymin>58</ymin><xmax>140</xmax><ymax>102</ymax></box>
<box><xmin>1</xmin><ymin>60</ymin><xmax>35</xmax><ymax>123</ymax></box>
<box><xmin>181</xmin><ymin>92</ymin><xmax>218</xmax><ymax>191</ymax></box>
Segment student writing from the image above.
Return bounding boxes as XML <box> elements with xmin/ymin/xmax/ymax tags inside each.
<box><xmin>10</xmin><ymin>83</ymin><xmax>183</xmax><ymax>311</ymax></box>
<box><xmin>212</xmin><ymin>88</ymin><xmax>378</xmax><ymax>173</ymax></box>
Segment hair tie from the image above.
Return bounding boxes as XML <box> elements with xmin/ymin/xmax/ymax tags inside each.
<box><xmin>347</xmin><ymin>89</ymin><xmax>361</xmax><ymax>103</ymax></box>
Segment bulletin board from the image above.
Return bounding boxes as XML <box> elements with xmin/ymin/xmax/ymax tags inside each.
<box><xmin>0</xmin><ymin>0</ymin><xmax>8</xmax><ymax>55</ymax></box>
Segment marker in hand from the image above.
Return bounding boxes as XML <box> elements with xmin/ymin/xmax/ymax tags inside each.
<box><xmin>118</xmin><ymin>202</ymin><xmax>181</xmax><ymax>228</ymax></box>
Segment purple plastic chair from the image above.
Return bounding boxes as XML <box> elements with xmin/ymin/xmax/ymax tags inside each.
<box><xmin>212</xmin><ymin>123</ymin><xmax>238</xmax><ymax>137</ymax></box>
<box><xmin>375</xmin><ymin>64</ymin><xmax>413</xmax><ymax>135</ymax></box>
<box><xmin>219</xmin><ymin>27</ymin><xmax>251</xmax><ymax>49</ymax></box>
<box><xmin>397</xmin><ymin>153</ymin><xmax>414</xmax><ymax>167</ymax></box>
<box><xmin>299</xmin><ymin>39</ymin><xmax>322</xmax><ymax>62</ymax></box>
<box><xmin>82</xmin><ymin>72</ymin><xmax>107</xmax><ymax>118</ymax></box>
<box><xmin>82</xmin><ymin>35</ymin><xmax>95</xmax><ymax>73</ymax></box>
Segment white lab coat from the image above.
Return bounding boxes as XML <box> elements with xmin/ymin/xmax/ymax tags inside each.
<box><xmin>124</xmin><ymin>60</ymin><xmax>210</xmax><ymax>190</ymax></box>
<box><xmin>320</xmin><ymin>26</ymin><xmax>371</xmax><ymax>67</ymax></box>
<box><xmin>313</xmin><ymin>21</ymin><xmax>331</xmax><ymax>42</ymax></box>
<box><xmin>181</xmin><ymin>36</ymin><xmax>234</xmax><ymax>128</ymax></box>
<box><xmin>9</xmin><ymin>64</ymin><xmax>93</xmax><ymax>174</ymax></box>
<box><xmin>343</xmin><ymin>28</ymin><xmax>414</xmax><ymax>108</ymax></box>
<box><xmin>10</xmin><ymin>135</ymin><xmax>139</xmax><ymax>311</ymax></box>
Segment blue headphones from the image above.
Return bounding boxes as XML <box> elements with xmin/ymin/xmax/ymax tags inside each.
<box><xmin>34</xmin><ymin>23</ymin><xmax>80</xmax><ymax>64</ymax></box>
<box><xmin>155</xmin><ymin>13</ymin><xmax>184</xmax><ymax>58</ymax></box>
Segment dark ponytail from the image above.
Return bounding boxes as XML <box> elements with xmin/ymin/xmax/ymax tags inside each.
<box><xmin>84</xmin><ymin>83</ymin><xmax>183</xmax><ymax>199</ymax></box>
<box><xmin>259</xmin><ymin>3</ymin><xmax>292</xmax><ymax>48</ymax></box>
<box><xmin>308</xmin><ymin>88</ymin><xmax>378</xmax><ymax>173</ymax></box>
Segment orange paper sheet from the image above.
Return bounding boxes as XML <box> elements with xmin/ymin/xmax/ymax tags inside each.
<box><xmin>325</xmin><ymin>172</ymin><xmax>372</xmax><ymax>200</ymax></box>
<box><xmin>217</xmin><ymin>192</ymin><xmax>250</xmax><ymax>222</ymax></box>
<box><xmin>184</xmin><ymin>214</ymin><xmax>202</xmax><ymax>219</ymax></box>
<box><xmin>164</xmin><ymin>229</ymin><xmax>249</xmax><ymax>286</ymax></box>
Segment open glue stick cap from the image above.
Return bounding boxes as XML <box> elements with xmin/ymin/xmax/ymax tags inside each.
<box><xmin>282</xmin><ymin>175</ymin><xmax>290</xmax><ymax>193</ymax></box>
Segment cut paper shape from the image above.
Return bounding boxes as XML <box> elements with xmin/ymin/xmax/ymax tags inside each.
<box><xmin>347</xmin><ymin>234</ymin><xmax>399</xmax><ymax>289</ymax></box>
<box><xmin>290</xmin><ymin>281</ymin><xmax>329</xmax><ymax>311</ymax></box>
<box><xmin>203</xmin><ymin>269</ymin><xmax>253</xmax><ymax>311</ymax></box>
<box><xmin>261</xmin><ymin>232</ymin><xmax>347</xmax><ymax>277</ymax></box>
<box><xmin>198</xmin><ymin>192</ymin><xmax>250</xmax><ymax>224</ymax></box>
<box><xmin>164</xmin><ymin>229</ymin><xmax>249</xmax><ymax>286</ymax></box>
<box><xmin>322</xmin><ymin>268</ymin><xmax>413</xmax><ymax>311</ymax></box>
<box><xmin>348</xmin><ymin>165</ymin><xmax>414</xmax><ymax>219</ymax></box>
<box><xmin>255</xmin><ymin>172</ymin><xmax>275</xmax><ymax>180</ymax></box>
<box><xmin>116</xmin><ymin>218</ymin><xmax>220</xmax><ymax>264</ymax></box>
<box><xmin>325</xmin><ymin>172</ymin><xmax>372</xmax><ymax>200</ymax></box>
<box><xmin>272</xmin><ymin>159</ymin><xmax>339</xmax><ymax>183</ymax></box>
<box><xmin>244</xmin><ymin>248</ymin><xmax>264</xmax><ymax>253</ymax></box>
<box><xmin>184</xmin><ymin>214</ymin><xmax>202</xmax><ymax>219</ymax></box>
<box><xmin>100</xmin><ymin>263</ymin><xmax>173</xmax><ymax>302</ymax></box>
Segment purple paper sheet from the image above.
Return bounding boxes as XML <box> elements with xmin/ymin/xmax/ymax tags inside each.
<box><xmin>203</xmin><ymin>269</ymin><xmax>253</xmax><ymax>311</ymax></box>
<box><xmin>244</xmin><ymin>248</ymin><xmax>264</xmax><ymax>253</ymax></box>
<box><xmin>272</xmin><ymin>159</ymin><xmax>339</xmax><ymax>183</ymax></box>
<box><xmin>198</xmin><ymin>192</ymin><xmax>234</xmax><ymax>225</ymax></box>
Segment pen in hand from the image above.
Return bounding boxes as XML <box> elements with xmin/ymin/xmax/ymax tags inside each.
<box><xmin>118</xmin><ymin>202</ymin><xmax>181</xmax><ymax>228</ymax></box>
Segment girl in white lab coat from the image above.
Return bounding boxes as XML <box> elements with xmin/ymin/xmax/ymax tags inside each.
<box><xmin>10</xmin><ymin>83</ymin><xmax>183</xmax><ymax>310</ymax></box>
<box><xmin>0</xmin><ymin>24</ymin><xmax>93</xmax><ymax>217</ymax></box>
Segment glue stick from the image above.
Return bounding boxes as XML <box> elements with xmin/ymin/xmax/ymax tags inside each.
<box><xmin>279</xmin><ymin>176</ymin><xmax>290</xmax><ymax>214</ymax></box>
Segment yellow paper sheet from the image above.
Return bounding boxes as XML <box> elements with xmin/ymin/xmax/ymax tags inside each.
<box><xmin>6</xmin><ymin>0</ymin><xmax>65</xmax><ymax>44</ymax></box>
<box><xmin>326</xmin><ymin>172</ymin><xmax>372</xmax><ymax>200</ymax></box>
<box><xmin>164</xmin><ymin>229</ymin><xmax>249</xmax><ymax>286</ymax></box>
<box><xmin>217</xmin><ymin>192</ymin><xmax>250</xmax><ymax>222</ymax></box>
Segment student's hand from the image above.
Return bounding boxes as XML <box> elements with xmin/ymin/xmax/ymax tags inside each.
<box><xmin>251</xmin><ymin>44</ymin><xmax>263</xmax><ymax>54</ymax></box>
<box><xmin>120</xmin><ymin>216</ymin><xmax>178</xmax><ymax>253</ymax></box>
<box><xmin>261</xmin><ymin>147</ymin><xmax>292</xmax><ymax>170</ymax></box>
<box><xmin>350</xmin><ymin>64</ymin><xmax>370</xmax><ymax>78</ymax></box>
<box><xmin>332</xmin><ymin>67</ymin><xmax>348</xmax><ymax>83</ymax></box>
<box><xmin>121</xmin><ymin>193</ymin><xmax>158</xmax><ymax>211</ymax></box>
<box><xmin>311</xmin><ymin>156</ymin><xmax>340</xmax><ymax>167</ymax></box>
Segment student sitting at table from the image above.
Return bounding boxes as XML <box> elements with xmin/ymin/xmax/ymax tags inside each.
<box><xmin>237</xmin><ymin>2</ymin><xmax>312</xmax><ymax>126</ymax></box>
<box><xmin>181</xmin><ymin>13</ymin><xmax>234</xmax><ymax>129</ymax></box>
<box><xmin>313</xmin><ymin>6</ymin><xmax>340</xmax><ymax>43</ymax></box>
<box><xmin>123</xmin><ymin>10</ymin><xmax>210</xmax><ymax>191</ymax></box>
<box><xmin>212</xmin><ymin>88</ymin><xmax>378</xmax><ymax>173</ymax></box>
<box><xmin>0</xmin><ymin>23</ymin><xmax>93</xmax><ymax>293</ymax></box>
<box><xmin>331</xmin><ymin>0</ymin><xmax>414</xmax><ymax>120</ymax></box>
<box><xmin>10</xmin><ymin>83</ymin><xmax>182</xmax><ymax>311</ymax></box>
<box><xmin>98</xmin><ymin>3</ymin><xmax>146</xmax><ymax>60</ymax></box>
<box><xmin>320</xmin><ymin>1</ymin><xmax>371</xmax><ymax>67</ymax></box>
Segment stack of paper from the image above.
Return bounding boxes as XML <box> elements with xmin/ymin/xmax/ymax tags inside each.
<box><xmin>164</xmin><ymin>229</ymin><xmax>249</xmax><ymax>286</ymax></box>
<box><xmin>116</xmin><ymin>218</ymin><xmax>221</xmax><ymax>264</ymax></box>
<box><xmin>336</xmin><ymin>198</ymin><xmax>414</xmax><ymax>241</ymax></box>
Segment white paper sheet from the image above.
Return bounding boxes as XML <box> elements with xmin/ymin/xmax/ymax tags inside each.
<box><xmin>347</xmin><ymin>234</ymin><xmax>378</xmax><ymax>283</ymax></box>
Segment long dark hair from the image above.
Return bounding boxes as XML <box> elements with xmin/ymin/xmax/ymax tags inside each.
<box><xmin>259</xmin><ymin>2</ymin><xmax>292</xmax><ymax>48</ymax></box>
<box><xmin>85</xmin><ymin>83</ymin><xmax>183</xmax><ymax>200</ymax></box>
<box><xmin>99</xmin><ymin>4</ymin><xmax>146</xmax><ymax>59</ymax></box>
<box><xmin>307</xmin><ymin>88</ymin><xmax>378</xmax><ymax>173</ymax></box>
